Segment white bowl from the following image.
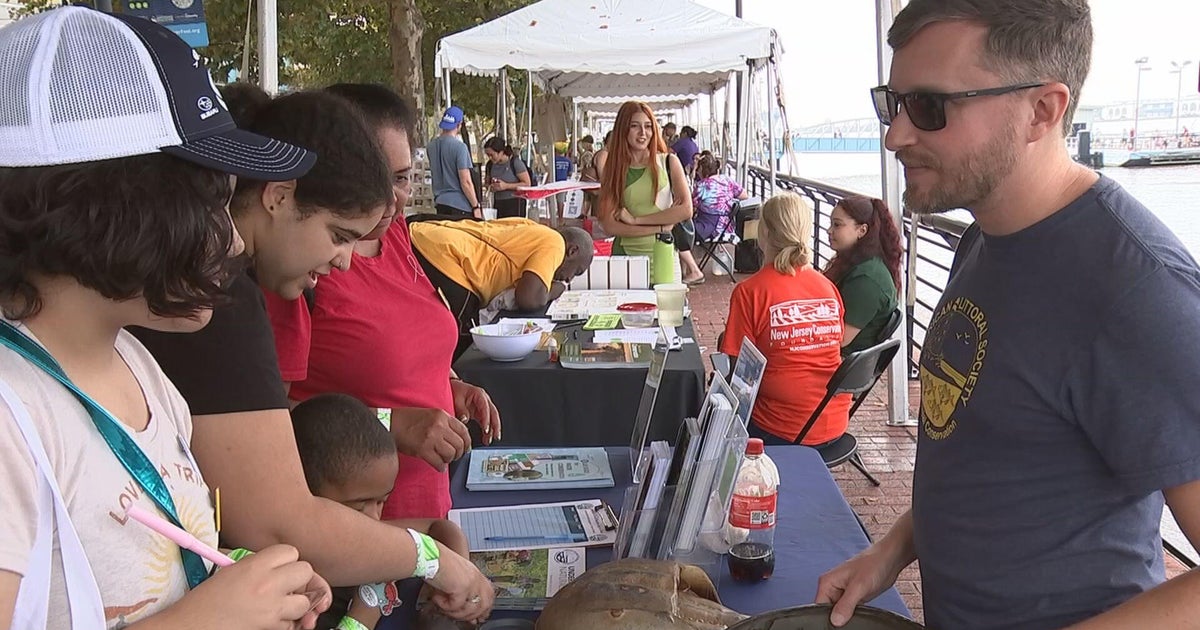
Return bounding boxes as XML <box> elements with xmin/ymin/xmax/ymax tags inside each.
<box><xmin>470</xmin><ymin>323</ymin><xmax>542</xmax><ymax>362</ymax></box>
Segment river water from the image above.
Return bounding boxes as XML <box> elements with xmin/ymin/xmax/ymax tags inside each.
<box><xmin>792</xmin><ymin>153</ymin><xmax>1200</xmax><ymax>255</ymax></box>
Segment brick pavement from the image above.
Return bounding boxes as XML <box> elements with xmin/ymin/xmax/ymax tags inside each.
<box><xmin>684</xmin><ymin>266</ymin><xmax>1190</xmax><ymax>625</ymax></box>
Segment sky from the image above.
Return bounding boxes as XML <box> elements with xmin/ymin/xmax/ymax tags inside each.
<box><xmin>692</xmin><ymin>0</ymin><xmax>1200</xmax><ymax>128</ymax></box>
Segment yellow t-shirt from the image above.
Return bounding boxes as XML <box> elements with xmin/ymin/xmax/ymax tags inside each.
<box><xmin>410</xmin><ymin>218</ymin><xmax>566</xmax><ymax>303</ymax></box>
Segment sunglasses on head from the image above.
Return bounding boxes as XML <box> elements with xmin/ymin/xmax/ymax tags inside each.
<box><xmin>870</xmin><ymin>82</ymin><xmax>1046</xmax><ymax>132</ymax></box>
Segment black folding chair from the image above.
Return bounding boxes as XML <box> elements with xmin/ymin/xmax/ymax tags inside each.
<box><xmin>792</xmin><ymin>338</ymin><xmax>902</xmax><ymax>486</ymax></box>
<box><xmin>695</xmin><ymin>198</ymin><xmax>758</xmax><ymax>282</ymax></box>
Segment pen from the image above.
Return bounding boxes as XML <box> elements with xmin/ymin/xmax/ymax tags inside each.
<box><xmin>126</xmin><ymin>504</ymin><xmax>233</xmax><ymax>567</ymax></box>
<box><xmin>485</xmin><ymin>535</ymin><xmax>582</xmax><ymax>542</ymax></box>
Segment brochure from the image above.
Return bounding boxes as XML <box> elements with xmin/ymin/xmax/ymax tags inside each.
<box><xmin>470</xmin><ymin>547</ymin><xmax>586</xmax><ymax>610</ymax></box>
<box><xmin>559</xmin><ymin>341</ymin><xmax>655</xmax><ymax>369</ymax></box>
<box><xmin>466</xmin><ymin>448</ymin><xmax>615</xmax><ymax>491</ymax></box>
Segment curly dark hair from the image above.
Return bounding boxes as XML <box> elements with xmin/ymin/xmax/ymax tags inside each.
<box><xmin>824</xmin><ymin>195</ymin><xmax>903</xmax><ymax>291</ymax></box>
<box><xmin>221</xmin><ymin>87</ymin><xmax>392</xmax><ymax>220</ymax></box>
<box><xmin>0</xmin><ymin>154</ymin><xmax>236</xmax><ymax>320</ymax></box>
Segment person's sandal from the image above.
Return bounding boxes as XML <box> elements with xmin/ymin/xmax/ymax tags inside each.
<box><xmin>684</xmin><ymin>275</ymin><xmax>707</xmax><ymax>286</ymax></box>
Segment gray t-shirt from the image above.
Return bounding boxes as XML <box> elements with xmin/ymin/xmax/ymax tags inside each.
<box><xmin>427</xmin><ymin>134</ymin><xmax>473</xmax><ymax>212</ymax></box>
<box><xmin>914</xmin><ymin>176</ymin><xmax>1200</xmax><ymax>630</ymax></box>
<box><xmin>486</xmin><ymin>155</ymin><xmax>528</xmax><ymax>201</ymax></box>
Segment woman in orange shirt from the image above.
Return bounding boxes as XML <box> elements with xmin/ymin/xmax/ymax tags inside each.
<box><xmin>720</xmin><ymin>192</ymin><xmax>851</xmax><ymax>446</ymax></box>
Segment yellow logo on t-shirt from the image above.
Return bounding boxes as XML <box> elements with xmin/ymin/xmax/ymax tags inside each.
<box><xmin>920</xmin><ymin>296</ymin><xmax>989</xmax><ymax>440</ymax></box>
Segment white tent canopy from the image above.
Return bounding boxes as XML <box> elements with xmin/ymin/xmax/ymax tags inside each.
<box><xmin>434</xmin><ymin>0</ymin><xmax>777</xmax><ymax>100</ymax></box>
<box><xmin>577</xmin><ymin>96</ymin><xmax>697</xmax><ymax>115</ymax></box>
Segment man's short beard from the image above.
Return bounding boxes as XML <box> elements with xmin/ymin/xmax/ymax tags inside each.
<box><xmin>903</xmin><ymin>125</ymin><xmax>1020</xmax><ymax>215</ymax></box>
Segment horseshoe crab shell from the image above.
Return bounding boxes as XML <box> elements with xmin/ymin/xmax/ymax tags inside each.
<box><xmin>536</xmin><ymin>558</ymin><xmax>748</xmax><ymax>630</ymax></box>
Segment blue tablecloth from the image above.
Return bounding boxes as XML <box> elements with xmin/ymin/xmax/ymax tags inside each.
<box><xmin>380</xmin><ymin>445</ymin><xmax>910</xmax><ymax>628</ymax></box>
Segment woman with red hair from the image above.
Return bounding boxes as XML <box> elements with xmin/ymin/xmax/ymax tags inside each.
<box><xmin>824</xmin><ymin>195</ymin><xmax>903</xmax><ymax>354</ymax></box>
<box><xmin>596</xmin><ymin>101</ymin><xmax>694</xmax><ymax>265</ymax></box>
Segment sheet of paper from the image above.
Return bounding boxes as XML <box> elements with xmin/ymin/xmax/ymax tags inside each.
<box><xmin>449</xmin><ymin>499</ymin><xmax>618</xmax><ymax>552</ymax></box>
<box><xmin>593</xmin><ymin>329</ymin><xmax>660</xmax><ymax>345</ymax></box>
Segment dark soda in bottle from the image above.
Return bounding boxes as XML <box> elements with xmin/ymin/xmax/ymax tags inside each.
<box><xmin>727</xmin><ymin>438</ymin><xmax>779</xmax><ymax>582</ymax></box>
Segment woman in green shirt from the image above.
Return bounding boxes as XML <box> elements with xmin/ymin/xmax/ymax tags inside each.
<box><xmin>824</xmin><ymin>195</ymin><xmax>903</xmax><ymax>354</ymax></box>
<box><xmin>596</xmin><ymin>101</ymin><xmax>694</xmax><ymax>262</ymax></box>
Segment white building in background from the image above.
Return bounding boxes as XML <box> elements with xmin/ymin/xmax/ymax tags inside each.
<box><xmin>1084</xmin><ymin>96</ymin><xmax>1200</xmax><ymax>139</ymax></box>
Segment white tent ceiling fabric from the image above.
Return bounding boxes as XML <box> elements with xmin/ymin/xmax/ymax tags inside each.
<box><xmin>435</xmin><ymin>0</ymin><xmax>776</xmax><ymax>100</ymax></box>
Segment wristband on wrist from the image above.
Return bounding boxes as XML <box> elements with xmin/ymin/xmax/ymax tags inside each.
<box><xmin>336</xmin><ymin>617</ymin><xmax>370</xmax><ymax>630</ymax></box>
<box><xmin>227</xmin><ymin>548</ymin><xmax>254</xmax><ymax>562</ymax></box>
<box><xmin>407</xmin><ymin>528</ymin><xmax>440</xmax><ymax>580</ymax></box>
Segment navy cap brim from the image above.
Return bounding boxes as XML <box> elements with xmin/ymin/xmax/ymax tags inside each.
<box><xmin>161</xmin><ymin>128</ymin><xmax>316</xmax><ymax>181</ymax></box>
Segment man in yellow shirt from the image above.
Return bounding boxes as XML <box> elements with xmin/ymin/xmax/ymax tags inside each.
<box><xmin>410</xmin><ymin>217</ymin><xmax>593</xmax><ymax>342</ymax></box>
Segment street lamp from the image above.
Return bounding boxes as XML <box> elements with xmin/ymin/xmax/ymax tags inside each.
<box><xmin>1171</xmin><ymin>60</ymin><xmax>1193</xmax><ymax>138</ymax></box>
<box><xmin>1133</xmin><ymin>57</ymin><xmax>1151</xmax><ymax>148</ymax></box>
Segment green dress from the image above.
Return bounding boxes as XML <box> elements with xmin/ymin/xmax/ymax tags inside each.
<box><xmin>836</xmin><ymin>256</ymin><xmax>898</xmax><ymax>354</ymax></box>
<box><xmin>612</xmin><ymin>155</ymin><xmax>671</xmax><ymax>257</ymax></box>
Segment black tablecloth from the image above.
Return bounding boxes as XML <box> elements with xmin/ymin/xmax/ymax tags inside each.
<box><xmin>453</xmin><ymin>321</ymin><xmax>706</xmax><ymax>447</ymax></box>
<box><xmin>377</xmin><ymin>446</ymin><xmax>911</xmax><ymax>628</ymax></box>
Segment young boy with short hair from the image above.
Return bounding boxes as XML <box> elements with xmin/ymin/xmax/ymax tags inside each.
<box><xmin>292</xmin><ymin>393</ymin><xmax>471</xmax><ymax>630</ymax></box>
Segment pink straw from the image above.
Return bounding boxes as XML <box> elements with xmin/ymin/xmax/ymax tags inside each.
<box><xmin>126</xmin><ymin>504</ymin><xmax>233</xmax><ymax>567</ymax></box>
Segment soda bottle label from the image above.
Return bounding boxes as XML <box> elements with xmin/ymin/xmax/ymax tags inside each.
<box><xmin>729</xmin><ymin>492</ymin><xmax>777</xmax><ymax>529</ymax></box>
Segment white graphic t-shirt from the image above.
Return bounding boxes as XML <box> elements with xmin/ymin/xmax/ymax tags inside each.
<box><xmin>0</xmin><ymin>326</ymin><xmax>216</xmax><ymax>628</ymax></box>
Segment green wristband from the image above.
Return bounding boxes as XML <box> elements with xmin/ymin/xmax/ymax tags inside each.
<box><xmin>336</xmin><ymin>617</ymin><xmax>369</xmax><ymax>630</ymax></box>
<box><xmin>406</xmin><ymin>528</ymin><xmax>440</xmax><ymax>580</ymax></box>
<box><xmin>227</xmin><ymin>548</ymin><xmax>254</xmax><ymax>562</ymax></box>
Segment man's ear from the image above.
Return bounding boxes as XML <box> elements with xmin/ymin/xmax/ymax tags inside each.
<box><xmin>566</xmin><ymin>244</ymin><xmax>579</xmax><ymax>258</ymax></box>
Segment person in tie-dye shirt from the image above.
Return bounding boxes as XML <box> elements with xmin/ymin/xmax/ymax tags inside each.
<box><xmin>692</xmin><ymin>153</ymin><xmax>749</xmax><ymax>240</ymax></box>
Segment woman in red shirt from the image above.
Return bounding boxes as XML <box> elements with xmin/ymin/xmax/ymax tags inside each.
<box><xmin>264</xmin><ymin>84</ymin><xmax>501</xmax><ymax>520</ymax></box>
<box><xmin>720</xmin><ymin>192</ymin><xmax>851</xmax><ymax>446</ymax></box>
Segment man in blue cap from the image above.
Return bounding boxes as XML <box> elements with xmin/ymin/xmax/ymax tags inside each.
<box><xmin>427</xmin><ymin>105</ymin><xmax>482</xmax><ymax>217</ymax></box>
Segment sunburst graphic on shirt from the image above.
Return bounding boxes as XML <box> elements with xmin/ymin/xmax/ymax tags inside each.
<box><xmin>919</xmin><ymin>296</ymin><xmax>988</xmax><ymax>440</ymax></box>
<box><xmin>140</xmin><ymin>497</ymin><xmax>217</xmax><ymax>598</ymax></box>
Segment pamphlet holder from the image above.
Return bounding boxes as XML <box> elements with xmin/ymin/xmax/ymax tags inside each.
<box><xmin>658</xmin><ymin>416</ymin><xmax>749</xmax><ymax>587</ymax></box>
<box><xmin>613</xmin><ymin>484</ymin><xmax>680</xmax><ymax>562</ymax></box>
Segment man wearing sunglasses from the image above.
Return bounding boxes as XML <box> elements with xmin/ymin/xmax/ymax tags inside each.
<box><xmin>816</xmin><ymin>1</ymin><xmax>1200</xmax><ymax>629</ymax></box>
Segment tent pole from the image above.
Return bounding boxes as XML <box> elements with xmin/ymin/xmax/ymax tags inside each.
<box><xmin>256</xmin><ymin>0</ymin><xmax>278</xmax><ymax>94</ymax></box>
<box><xmin>444</xmin><ymin>72</ymin><xmax>452</xmax><ymax>110</ymax></box>
<box><xmin>877</xmin><ymin>0</ymin><xmax>913</xmax><ymax>427</ymax></box>
<box><xmin>497</xmin><ymin>69</ymin><xmax>506</xmax><ymax>139</ymax></box>
<box><xmin>738</xmin><ymin>66</ymin><xmax>752</xmax><ymax>187</ymax></box>
<box><xmin>724</xmin><ymin>74</ymin><xmax>736</xmax><ymax>161</ymax></box>
<box><xmin>526</xmin><ymin>71</ymin><xmax>534</xmax><ymax>163</ymax></box>
<box><xmin>766</xmin><ymin>54</ymin><xmax>777</xmax><ymax>196</ymax></box>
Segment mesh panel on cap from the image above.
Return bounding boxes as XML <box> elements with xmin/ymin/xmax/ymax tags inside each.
<box><xmin>47</xmin><ymin>10</ymin><xmax>179</xmax><ymax>163</ymax></box>
<box><xmin>0</xmin><ymin>15</ymin><xmax>42</xmax><ymax>158</ymax></box>
<box><xmin>0</xmin><ymin>8</ymin><xmax>182</xmax><ymax>167</ymax></box>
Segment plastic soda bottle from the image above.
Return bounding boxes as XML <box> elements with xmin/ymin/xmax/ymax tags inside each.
<box><xmin>727</xmin><ymin>438</ymin><xmax>779</xmax><ymax>582</ymax></box>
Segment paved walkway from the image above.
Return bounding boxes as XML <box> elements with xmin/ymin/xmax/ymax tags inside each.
<box><xmin>684</xmin><ymin>266</ymin><xmax>1189</xmax><ymax>624</ymax></box>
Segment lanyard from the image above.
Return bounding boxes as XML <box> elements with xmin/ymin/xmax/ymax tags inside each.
<box><xmin>0</xmin><ymin>321</ymin><xmax>209</xmax><ymax>589</ymax></box>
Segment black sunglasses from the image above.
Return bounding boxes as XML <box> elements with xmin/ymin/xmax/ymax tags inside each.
<box><xmin>870</xmin><ymin>82</ymin><xmax>1046</xmax><ymax>131</ymax></box>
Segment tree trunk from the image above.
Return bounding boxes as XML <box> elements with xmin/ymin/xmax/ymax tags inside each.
<box><xmin>389</xmin><ymin>0</ymin><xmax>426</xmax><ymax>145</ymax></box>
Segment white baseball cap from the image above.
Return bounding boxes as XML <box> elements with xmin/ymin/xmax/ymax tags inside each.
<box><xmin>0</xmin><ymin>6</ymin><xmax>316</xmax><ymax>180</ymax></box>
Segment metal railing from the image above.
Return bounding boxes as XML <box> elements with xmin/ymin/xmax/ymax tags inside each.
<box><xmin>742</xmin><ymin>165</ymin><xmax>969</xmax><ymax>378</ymax></box>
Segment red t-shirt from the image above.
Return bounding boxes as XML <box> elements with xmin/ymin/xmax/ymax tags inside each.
<box><xmin>264</xmin><ymin>217</ymin><xmax>458</xmax><ymax>519</ymax></box>
<box><xmin>720</xmin><ymin>265</ymin><xmax>851</xmax><ymax>445</ymax></box>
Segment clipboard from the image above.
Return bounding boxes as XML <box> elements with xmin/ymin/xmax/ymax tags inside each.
<box><xmin>449</xmin><ymin>499</ymin><xmax>618</xmax><ymax>552</ymax></box>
